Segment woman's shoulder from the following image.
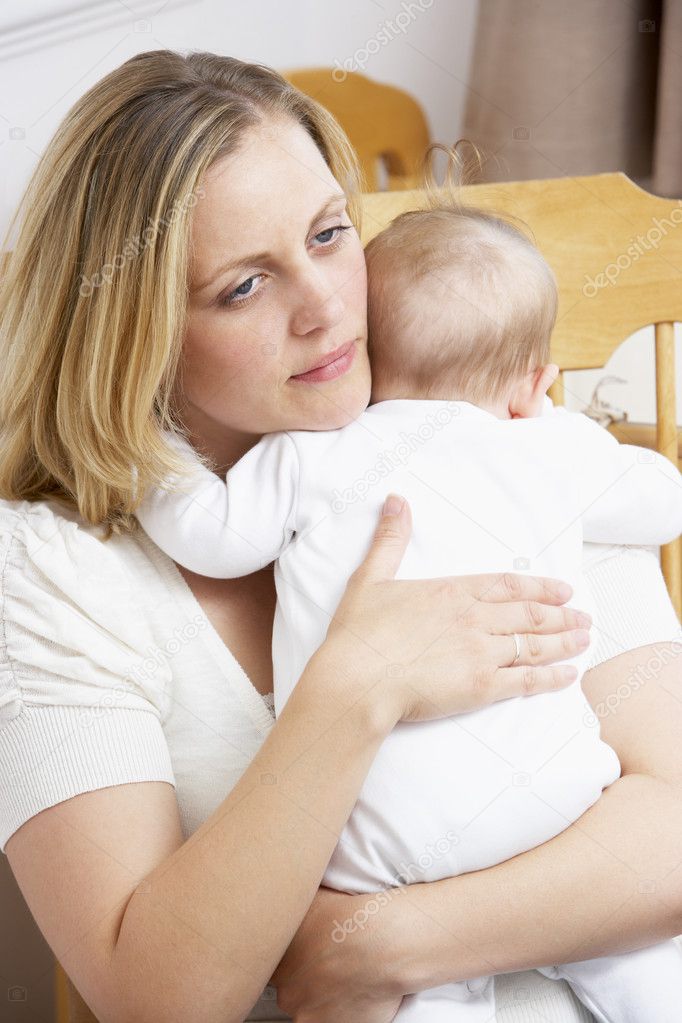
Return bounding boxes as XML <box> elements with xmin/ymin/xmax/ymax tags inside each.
<box><xmin>0</xmin><ymin>497</ymin><xmax>177</xmax><ymax>853</ymax></box>
<box><xmin>0</xmin><ymin>495</ymin><xmax>153</xmax><ymax>589</ymax></box>
<box><xmin>0</xmin><ymin>494</ymin><xmax>120</xmax><ymax>558</ymax></box>
<box><xmin>0</xmin><ymin>496</ymin><xmax>174</xmax><ymax>716</ymax></box>
<box><xmin>0</xmin><ymin>493</ymin><xmax>126</xmax><ymax>539</ymax></box>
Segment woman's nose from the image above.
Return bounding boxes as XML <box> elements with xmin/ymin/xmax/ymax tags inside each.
<box><xmin>290</xmin><ymin>272</ymin><xmax>345</xmax><ymax>336</ymax></box>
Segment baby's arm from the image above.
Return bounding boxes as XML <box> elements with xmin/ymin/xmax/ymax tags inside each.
<box><xmin>568</xmin><ymin>412</ymin><xmax>682</xmax><ymax>545</ymax></box>
<box><xmin>135</xmin><ymin>431</ymin><xmax>299</xmax><ymax>578</ymax></box>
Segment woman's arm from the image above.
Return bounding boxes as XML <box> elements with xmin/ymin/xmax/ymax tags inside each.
<box><xmin>272</xmin><ymin>640</ymin><xmax>682</xmax><ymax>1015</ymax></box>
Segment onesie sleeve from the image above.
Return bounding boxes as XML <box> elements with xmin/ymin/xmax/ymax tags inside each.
<box><xmin>0</xmin><ymin>501</ymin><xmax>175</xmax><ymax>854</ymax></box>
<box><xmin>566</xmin><ymin>412</ymin><xmax>682</xmax><ymax>546</ymax></box>
<box><xmin>136</xmin><ymin>431</ymin><xmax>300</xmax><ymax>578</ymax></box>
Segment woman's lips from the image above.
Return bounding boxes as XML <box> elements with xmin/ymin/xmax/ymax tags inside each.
<box><xmin>290</xmin><ymin>340</ymin><xmax>356</xmax><ymax>383</ymax></box>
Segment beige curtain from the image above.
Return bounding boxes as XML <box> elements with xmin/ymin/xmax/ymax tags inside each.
<box><xmin>462</xmin><ymin>0</ymin><xmax>682</xmax><ymax>197</ymax></box>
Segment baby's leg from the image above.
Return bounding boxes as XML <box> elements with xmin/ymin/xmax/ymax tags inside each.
<box><xmin>537</xmin><ymin>939</ymin><xmax>682</xmax><ymax>1022</ymax></box>
<box><xmin>396</xmin><ymin>975</ymin><xmax>495</xmax><ymax>1022</ymax></box>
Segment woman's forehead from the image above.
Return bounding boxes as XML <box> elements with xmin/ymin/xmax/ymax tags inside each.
<box><xmin>189</xmin><ymin>120</ymin><xmax>342</xmax><ymax>281</ymax></box>
<box><xmin>199</xmin><ymin>120</ymin><xmax>337</xmax><ymax>225</ymax></box>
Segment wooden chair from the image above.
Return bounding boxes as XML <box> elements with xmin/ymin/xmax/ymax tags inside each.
<box><xmin>283</xmin><ymin>67</ymin><xmax>430</xmax><ymax>191</ymax></box>
<box><xmin>55</xmin><ymin>966</ymin><xmax>97</xmax><ymax>1023</ymax></box>
<box><xmin>359</xmin><ymin>173</ymin><xmax>682</xmax><ymax>616</ymax></box>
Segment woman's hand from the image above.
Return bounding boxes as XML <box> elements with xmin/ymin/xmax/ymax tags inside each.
<box><xmin>270</xmin><ymin>887</ymin><xmax>404</xmax><ymax>1022</ymax></box>
<box><xmin>323</xmin><ymin>493</ymin><xmax>592</xmax><ymax>730</ymax></box>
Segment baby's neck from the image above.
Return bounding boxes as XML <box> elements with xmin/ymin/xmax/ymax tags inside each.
<box><xmin>370</xmin><ymin>387</ymin><xmax>512</xmax><ymax>420</ymax></box>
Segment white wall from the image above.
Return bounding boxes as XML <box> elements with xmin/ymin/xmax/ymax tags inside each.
<box><xmin>0</xmin><ymin>0</ymin><xmax>678</xmax><ymax>426</ymax></box>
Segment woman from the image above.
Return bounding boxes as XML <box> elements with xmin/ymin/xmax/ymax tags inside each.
<box><xmin>0</xmin><ymin>51</ymin><xmax>680</xmax><ymax>1023</ymax></box>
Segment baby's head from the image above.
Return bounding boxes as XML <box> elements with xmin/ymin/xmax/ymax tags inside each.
<box><xmin>365</xmin><ymin>202</ymin><xmax>559</xmax><ymax>418</ymax></box>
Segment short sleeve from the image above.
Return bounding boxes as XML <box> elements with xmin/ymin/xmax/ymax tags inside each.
<box><xmin>0</xmin><ymin>500</ymin><xmax>175</xmax><ymax>854</ymax></box>
<box><xmin>582</xmin><ymin>542</ymin><xmax>681</xmax><ymax>669</ymax></box>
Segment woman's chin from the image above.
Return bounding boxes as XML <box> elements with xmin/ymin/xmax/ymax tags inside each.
<box><xmin>295</xmin><ymin>392</ymin><xmax>370</xmax><ymax>431</ymax></box>
<box><xmin>285</xmin><ymin>367</ymin><xmax>372</xmax><ymax>431</ymax></box>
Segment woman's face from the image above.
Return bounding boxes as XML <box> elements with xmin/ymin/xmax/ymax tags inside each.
<box><xmin>178</xmin><ymin>116</ymin><xmax>371</xmax><ymax>462</ymax></box>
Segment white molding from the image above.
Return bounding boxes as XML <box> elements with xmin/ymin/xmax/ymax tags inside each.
<box><xmin>0</xmin><ymin>1</ymin><xmax>198</xmax><ymax>61</ymax></box>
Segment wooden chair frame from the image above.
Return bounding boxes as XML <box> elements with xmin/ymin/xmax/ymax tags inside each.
<box><xmin>284</xmin><ymin>67</ymin><xmax>430</xmax><ymax>191</ymax></box>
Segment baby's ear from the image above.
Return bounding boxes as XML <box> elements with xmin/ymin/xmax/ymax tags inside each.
<box><xmin>538</xmin><ymin>363</ymin><xmax>559</xmax><ymax>395</ymax></box>
<box><xmin>509</xmin><ymin>364</ymin><xmax>558</xmax><ymax>419</ymax></box>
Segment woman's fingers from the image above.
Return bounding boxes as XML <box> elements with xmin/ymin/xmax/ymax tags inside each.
<box><xmin>463</xmin><ymin>572</ymin><xmax>574</xmax><ymax>605</ymax></box>
<box><xmin>474</xmin><ymin>600</ymin><xmax>592</xmax><ymax>636</ymax></box>
<box><xmin>493</xmin><ymin>628</ymin><xmax>591</xmax><ymax>669</ymax></box>
<box><xmin>491</xmin><ymin>662</ymin><xmax>580</xmax><ymax>702</ymax></box>
<box><xmin>333</xmin><ymin>502</ymin><xmax>593</xmax><ymax>725</ymax></box>
<box><xmin>351</xmin><ymin>494</ymin><xmax>412</xmax><ymax>584</ymax></box>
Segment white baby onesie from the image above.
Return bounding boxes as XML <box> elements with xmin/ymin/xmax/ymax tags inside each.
<box><xmin>137</xmin><ymin>398</ymin><xmax>682</xmax><ymax>1022</ymax></box>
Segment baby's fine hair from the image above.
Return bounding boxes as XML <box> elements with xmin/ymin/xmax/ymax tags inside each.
<box><xmin>365</xmin><ymin>190</ymin><xmax>558</xmax><ymax>405</ymax></box>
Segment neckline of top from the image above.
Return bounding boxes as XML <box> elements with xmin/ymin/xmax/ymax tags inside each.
<box><xmin>365</xmin><ymin>398</ymin><xmax>497</xmax><ymax>420</ymax></box>
<box><xmin>134</xmin><ymin>525</ymin><xmax>276</xmax><ymax>734</ymax></box>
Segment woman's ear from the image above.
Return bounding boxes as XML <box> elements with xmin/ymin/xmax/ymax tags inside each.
<box><xmin>509</xmin><ymin>364</ymin><xmax>559</xmax><ymax>419</ymax></box>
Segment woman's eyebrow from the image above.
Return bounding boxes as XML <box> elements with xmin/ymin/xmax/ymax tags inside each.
<box><xmin>192</xmin><ymin>191</ymin><xmax>348</xmax><ymax>294</ymax></box>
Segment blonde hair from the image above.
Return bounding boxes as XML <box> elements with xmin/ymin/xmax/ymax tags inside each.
<box><xmin>365</xmin><ymin>146</ymin><xmax>557</xmax><ymax>405</ymax></box>
<box><xmin>0</xmin><ymin>50</ymin><xmax>362</xmax><ymax>536</ymax></box>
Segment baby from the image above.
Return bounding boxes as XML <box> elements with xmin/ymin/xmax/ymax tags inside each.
<box><xmin>137</xmin><ymin>201</ymin><xmax>682</xmax><ymax>1022</ymax></box>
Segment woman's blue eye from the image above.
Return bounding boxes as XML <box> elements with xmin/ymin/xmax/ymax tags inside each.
<box><xmin>220</xmin><ymin>225</ymin><xmax>351</xmax><ymax>308</ymax></box>
<box><xmin>234</xmin><ymin>277</ymin><xmax>255</xmax><ymax>297</ymax></box>
<box><xmin>219</xmin><ymin>278</ymin><xmax>259</xmax><ymax>308</ymax></box>
<box><xmin>221</xmin><ymin>275</ymin><xmax>258</xmax><ymax>306</ymax></box>
<box><xmin>315</xmin><ymin>224</ymin><xmax>352</xmax><ymax>245</ymax></box>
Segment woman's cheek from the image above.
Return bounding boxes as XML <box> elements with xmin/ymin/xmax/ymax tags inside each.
<box><xmin>183</xmin><ymin>323</ymin><xmax>255</xmax><ymax>405</ymax></box>
<box><xmin>213</xmin><ymin>337</ymin><xmax>269</xmax><ymax>398</ymax></box>
<box><xmin>343</xmin><ymin>240</ymin><xmax>368</xmax><ymax>318</ymax></box>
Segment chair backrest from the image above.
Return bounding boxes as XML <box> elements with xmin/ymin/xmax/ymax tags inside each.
<box><xmin>283</xmin><ymin>67</ymin><xmax>430</xmax><ymax>191</ymax></box>
<box><xmin>54</xmin><ymin>965</ymin><xmax>99</xmax><ymax>1023</ymax></box>
<box><xmin>359</xmin><ymin>173</ymin><xmax>682</xmax><ymax>613</ymax></box>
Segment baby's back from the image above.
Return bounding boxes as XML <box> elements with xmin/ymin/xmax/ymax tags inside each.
<box><xmin>273</xmin><ymin>399</ymin><xmax>647</xmax><ymax>890</ymax></box>
<box><xmin>275</xmin><ymin>399</ymin><xmax>602</xmax><ymax>704</ymax></box>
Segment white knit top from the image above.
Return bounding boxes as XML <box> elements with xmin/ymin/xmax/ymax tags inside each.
<box><xmin>0</xmin><ymin>496</ymin><xmax>679</xmax><ymax>1021</ymax></box>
